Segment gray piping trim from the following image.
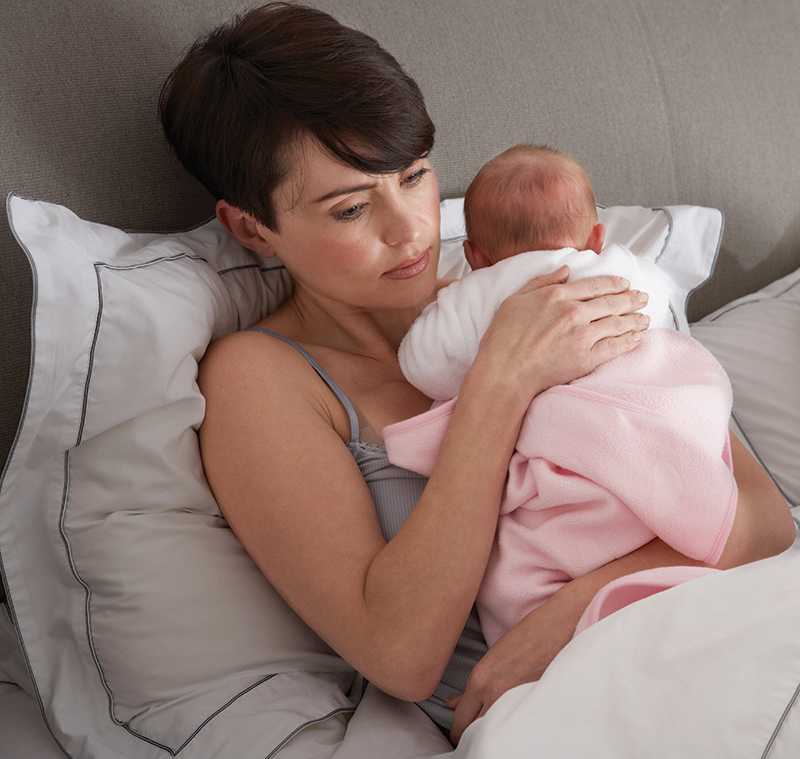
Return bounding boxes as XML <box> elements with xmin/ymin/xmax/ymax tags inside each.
<box><xmin>695</xmin><ymin>272</ymin><xmax>800</xmax><ymax>508</ymax></box>
<box><xmin>2</xmin><ymin>194</ymin><xmax>38</xmax><ymax>484</ymax></box>
<box><xmin>595</xmin><ymin>202</ymin><xmax>725</xmax><ymax>332</ymax></box>
<box><xmin>762</xmin><ymin>678</ymin><xmax>800</xmax><ymax>758</ymax></box>
<box><xmin>651</xmin><ymin>205</ymin><xmax>674</xmax><ymax>265</ymax></box>
<box><xmin>702</xmin><ymin>278</ymin><xmax>800</xmax><ymax>323</ymax></box>
<box><xmin>2</xmin><ymin>193</ymin><xmax>72</xmax><ymax>759</ymax></box>
<box><xmin>0</xmin><ymin>194</ymin><xmax>351</xmax><ymax>756</ymax></box>
<box><xmin>263</xmin><ymin>706</ymin><xmax>357</xmax><ymax>759</ymax></box>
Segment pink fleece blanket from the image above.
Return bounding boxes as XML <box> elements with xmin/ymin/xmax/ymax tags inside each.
<box><xmin>384</xmin><ymin>329</ymin><xmax>738</xmax><ymax>646</ymax></box>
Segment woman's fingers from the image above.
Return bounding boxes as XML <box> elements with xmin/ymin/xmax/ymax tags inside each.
<box><xmin>449</xmin><ymin>690</ymin><xmax>487</xmax><ymax>746</ymax></box>
<box><xmin>584</xmin><ymin>288</ymin><xmax>649</xmax><ymax>322</ymax></box>
<box><xmin>515</xmin><ymin>264</ymin><xmax>571</xmax><ymax>293</ymax></box>
<box><xmin>525</xmin><ymin>270</ymin><xmax>648</xmax><ymax>316</ymax></box>
<box><xmin>474</xmin><ymin>271</ymin><xmax>652</xmax><ymax>401</ymax></box>
<box><xmin>547</xmin><ymin>278</ymin><xmax>652</xmax><ymax>361</ymax></box>
<box><xmin>519</xmin><ymin>268</ymin><xmax>629</xmax><ymax>298</ymax></box>
<box><xmin>589</xmin><ymin>325</ymin><xmax>645</xmax><ymax>363</ymax></box>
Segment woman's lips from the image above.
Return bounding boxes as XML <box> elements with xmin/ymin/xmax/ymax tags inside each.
<box><xmin>383</xmin><ymin>250</ymin><xmax>430</xmax><ymax>279</ymax></box>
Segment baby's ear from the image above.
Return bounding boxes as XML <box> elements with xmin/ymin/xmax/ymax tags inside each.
<box><xmin>586</xmin><ymin>222</ymin><xmax>606</xmax><ymax>255</ymax></box>
<box><xmin>463</xmin><ymin>239</ymin><xmax>492</xmax><ymax>270</ymax></box>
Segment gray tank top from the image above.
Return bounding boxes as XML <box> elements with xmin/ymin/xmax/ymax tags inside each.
<box><xmin>247</xmin><ymin>328</ymin><xmax>487</xmax><ymax>734</ymax></box>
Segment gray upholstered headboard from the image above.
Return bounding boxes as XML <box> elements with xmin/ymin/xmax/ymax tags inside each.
<box><xmin>2</xmin><ymin>0</ymin><xmax>800</xmax><ymax>478</ymax></box>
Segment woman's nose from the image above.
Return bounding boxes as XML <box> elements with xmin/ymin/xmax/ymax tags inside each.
<box><xmin>383</xmin><ymin>196</ymin><xmax>422</xmax><ymax>247</ymax></box>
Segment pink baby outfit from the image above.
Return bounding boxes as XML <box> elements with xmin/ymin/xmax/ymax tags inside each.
<box><xmin>386</xmin><ymin>248</ymin><xmax>737</xmax><ymax>646</ymax></box>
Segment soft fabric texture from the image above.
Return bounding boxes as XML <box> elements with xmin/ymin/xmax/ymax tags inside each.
<box><xmin>0</xmin><ymin>195</ymin><xmax>722</xmax><ymax>757</ymax></box>
<box><xmin>3</xmin><ymin>2</ymin><xmax>800</xmax><ymax>756</ymax></box>
<box><xmin>392</xmin><ymin>218</ymin><xmax>734</xmax><ymax>646</ymax></box>
<box><xmin>572</xmin><ymin>565</ymin><xmax>721</xmax><ymax>635</ymax></box>
<box><xmin>399</xmin><ymin>243</ymin><xmax>674</xmax><ymax>400</ymax></box>
<box><xmin>691</xmin><ymin>265</ymin><xmax>800</xmax><ymax>509</ymax></box>
<box><xmin>446</xmin><ymin>541</ymin><xmax>800</xmax><ymax>759</ymax></box>
<box><xmin>2</xmin><ymin>196</ymin><xmax>355</xmax><ymax>759</ymax></box>
<box><xmin>386</xmin><ymin>329</ymin><xmax>738</xmax><ymax>646</ymax></box>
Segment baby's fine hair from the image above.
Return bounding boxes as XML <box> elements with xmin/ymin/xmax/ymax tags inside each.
<box><xmin>464</xmin><ymin>144</ymin><xmax>598</xmax><ymax>261</ymax></box>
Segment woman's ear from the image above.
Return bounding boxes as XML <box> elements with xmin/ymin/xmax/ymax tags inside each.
<box><xmin>586</xmin><ymin>222</ymin><xmax>606</xmax><ymax>256</ymax></box>
<box><xmin>463</xmin><ymin>239</ymin><xmax>493</xmax><ymax>270</ymax></box>
<box><xmin>216</xmin><ymin>200</ymin><xmax>277</xmax><ymax>258</ymax></box>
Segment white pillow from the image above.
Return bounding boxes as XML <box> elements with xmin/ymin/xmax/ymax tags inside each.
<box><xmin>438</xmin><ymin>199</ymin><xmax>724</xmax><ymax>335</ymax></box>
<box><xmin>0</xmin><ymin>193</ymin><xmax>721</xmax><ymax>758</ymax></box>
<box><xmin>1</xmin><ymin>195</ymin><xmax>353</xmax><ymax>759</ymax></box>
<box><xmin>691</xmin><ymin>266</ymin><xmax>800</xmax><ymax>509</ymax></box>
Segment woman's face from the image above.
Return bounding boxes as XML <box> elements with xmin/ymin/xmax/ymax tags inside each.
<box><xmin>254</xmin><ymin>137</ymin><xmax>442</xmax><ymax>312</ymax></box>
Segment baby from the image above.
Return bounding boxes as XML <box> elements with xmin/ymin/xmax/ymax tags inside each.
<box><xmin>401</xmin><ymin>144</ymin><xmax>674</xmax><ymax>401</ymax></box>
<box><xmin>385</xmin><ymin>145</ymin><xmax>738</xmax><ymax>646</ymax></box>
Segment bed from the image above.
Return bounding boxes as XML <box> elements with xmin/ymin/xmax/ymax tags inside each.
<box><xmin>1</xmin><ymin>1</ymin><xmax>799</xmax><ymax>757</ymax></box>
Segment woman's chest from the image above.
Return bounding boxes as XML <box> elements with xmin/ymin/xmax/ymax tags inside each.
<box><xmin>317</xmin><ymin>350</ymin><xmax>433</xmax><ymax>438</ymax></box>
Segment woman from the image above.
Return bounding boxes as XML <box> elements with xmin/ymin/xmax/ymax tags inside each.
<box><xmin>160</xmin><ymin>2</ymin><xmax>794</xmax><ymax>744</ymax></box>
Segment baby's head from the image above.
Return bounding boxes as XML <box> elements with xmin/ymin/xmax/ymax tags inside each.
<box><xmin>464</xmin><ymin>144</ymin><xmax>604</xmax><ymax>268</ymax></box>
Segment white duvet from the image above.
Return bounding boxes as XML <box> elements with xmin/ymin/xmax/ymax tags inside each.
<box><xmin>445</xmin><ymin>537</ymin><xmax>800</xmax><ymax>758</ymax></box>
<box><xmin>8</xmin><ymin>538</ymin><xmax>799</xmax><ymax>758</ymax></box>
<box><xmin>325</xmin><ymin>540</ymin><xmax>800</xmax><ymax>759</ymax></box>
<box><xmin>329</xmin><ymin>538</ymin><xmax>800</xmax><ymax>759</ymax></box>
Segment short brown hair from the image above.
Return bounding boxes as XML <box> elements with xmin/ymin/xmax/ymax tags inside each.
<box><xmin>465</xmin><ymin>144</ymin><xmax>597</xmax><ymax>261</ymax></box>
<box><xmin>160</xmin><ymin>3</ymin><xmax>435</xmax><ymax>230</ymax></box>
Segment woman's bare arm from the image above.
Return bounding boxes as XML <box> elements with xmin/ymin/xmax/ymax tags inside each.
<box><xmin>199</xmin><ymin>269</ymin><xmax>648</xmax><ymax>702</ymax></box>
<box><xmin>449</xmin><ymin>431</ymin><xmax>794</xmax><ymax>744</ymax></box>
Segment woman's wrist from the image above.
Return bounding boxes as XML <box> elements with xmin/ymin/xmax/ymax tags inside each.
<box><xmin>461</xmin><ymin>346</ymin><xmax>545</xmax><ymax>418</ymax></box>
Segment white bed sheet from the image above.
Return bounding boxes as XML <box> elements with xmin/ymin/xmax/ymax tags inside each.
<box><xmin>447</xmin><ymin>534</ymin><xmax>800</xmax><ymax>759</ymax></box>
<box><xmin>0</xmin><ymin>682</ymin><xmax>71</xmax><ymax>759</ymax></box>
<box><xmin>3</xmin><ymin>534</ymin><xmax>800</xmax><ymax>759</ymax></box>
<box><xmin>0</xmin><ymin>680</ymin><xmax>453</xmax><ymax>759</ymax></box>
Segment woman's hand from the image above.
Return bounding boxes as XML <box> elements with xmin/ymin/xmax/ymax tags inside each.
<box><xmin>447</xmin><ymin>431</ymin><xmax>795</xmax><ymax>745</ymax></box>
<box><xmin>448</xmin><ymin>578</ymin><xmax>591</xmax><ymax>745</ymax></box>
<box><xmin>467</xmin><ymin>265</ymin><xmax>652</xmax><ymax>407</ymax></box>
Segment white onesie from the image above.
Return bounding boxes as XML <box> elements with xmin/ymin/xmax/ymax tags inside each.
<box><xmin>399</xmin><ymin>244</ymin><xmax>674</xmax><ymax>400</ymax></box>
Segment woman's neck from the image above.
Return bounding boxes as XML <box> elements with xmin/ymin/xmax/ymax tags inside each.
<box><xmin>264</xmin><ymin>281</ymin><xmax>439</xmax><ymax>360</ymax></box>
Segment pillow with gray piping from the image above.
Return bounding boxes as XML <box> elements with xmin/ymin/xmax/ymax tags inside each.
<box><xmin>440</xmin><ymin>198</ymin><xmax>724</xmax><ymax>335</ymax></box>
<box><xmin>691</xmin><ymin>265</ymin><xmax>800</xmax><ymax>510</ymax></box>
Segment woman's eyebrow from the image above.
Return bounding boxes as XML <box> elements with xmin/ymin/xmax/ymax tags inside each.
<box><xmin>312</xmin><ymin>182</ymin><xmax>378</xmax><ymax>204</ymax></box>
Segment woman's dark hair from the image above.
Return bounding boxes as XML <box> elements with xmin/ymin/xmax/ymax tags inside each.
<box><xmin>159</xmin><ymin>2</ymin><xmax>435</xmax><ymax>230</ymax></box>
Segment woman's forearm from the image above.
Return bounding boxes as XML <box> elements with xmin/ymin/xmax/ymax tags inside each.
<box><xmin>714</xmin><ymin>431</ymin><xmax>795</xmax><ymax>568</ymax></box>
<box><xmin>362</xmin><ymin>368</ymin><xmax>533</xmax><ymax>697</ymax></box>
<box><xmin>449</xmin><ymin>432</ymin><xmax>794</xmax><ymax>744</ymax></box>
<box><xmin>362</xmin><ymin>273</ymin><xmax>653</xmax><ymax>696</ymax></box>
<box><xmin>564</xmin><ymin>431</ymin><xmax>794</xmax><ymax>612</ymax></box>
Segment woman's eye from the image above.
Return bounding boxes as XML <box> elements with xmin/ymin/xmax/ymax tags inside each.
<box><xmin>334</xmin><ymin>204</ymin><xmax>366</xmax><ymax>222</ymax></box>
<box><xmin>403</xmin><ymin>167</ymin><xmax>430</xmax><ymax>188</ymax></box>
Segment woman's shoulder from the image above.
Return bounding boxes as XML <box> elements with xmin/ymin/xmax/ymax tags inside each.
<box><xmin>202</xmin><ymin>326</ymin><xmax>288</xmax><ymax>378</ymax></box>
<box><xmin>198</xmin><ymin>326</ymin><xmax>354</xmax><ymax>444</ymax></box>
<box><xmin>200</xmin><ymin>326</ymin><xmax>315</xmax><ymax>396</ymax></box>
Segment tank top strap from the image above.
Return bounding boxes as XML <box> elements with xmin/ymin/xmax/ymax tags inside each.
<box><xmin>246</xmin><ymin>328</ymin><xmax>360</xmax><ymax>444</ymax></box>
